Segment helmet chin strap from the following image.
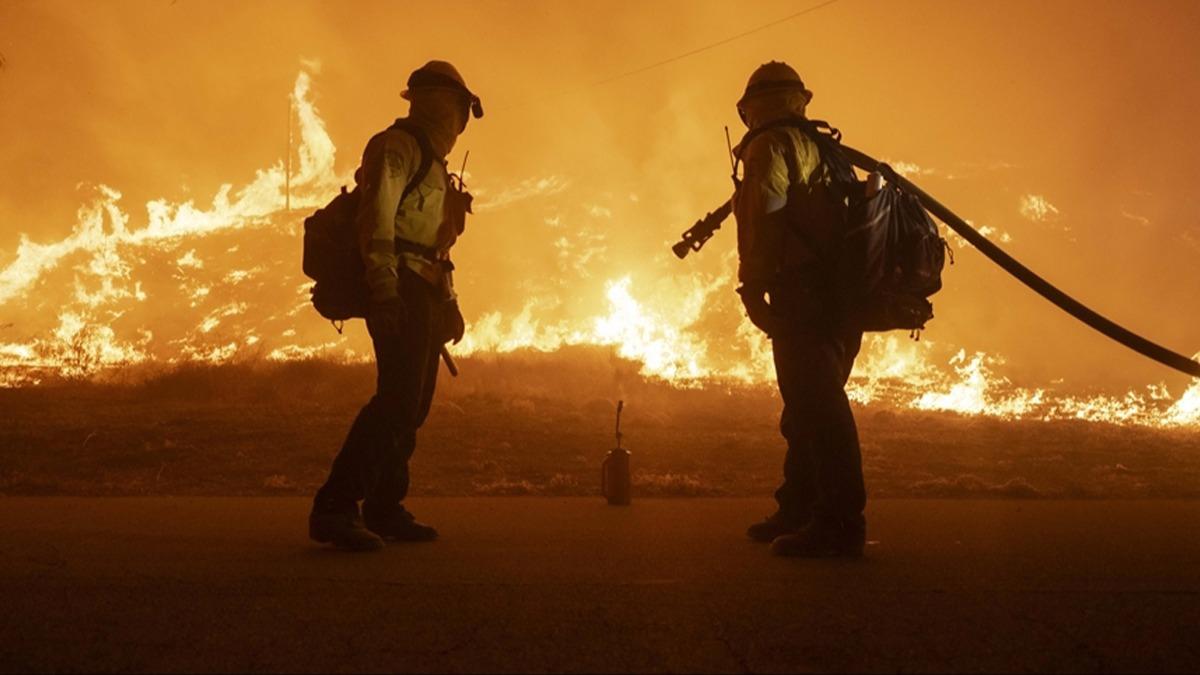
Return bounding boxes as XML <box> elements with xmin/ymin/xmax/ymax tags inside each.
<box><xmin>739</xmin><ymin>91</ymin><xmax>810</xmax><ymax>130</ymax></box>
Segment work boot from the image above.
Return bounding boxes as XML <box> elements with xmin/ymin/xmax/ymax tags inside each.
<box><xmin>747</xmin><ymin>510</ymin><xmax>807</xmax><ymax>543</ymax></box>
<box><xmin>364</xmin><ymin>505</ymin><xmax>438</xmax><ymax>542</ymax></box>
<box><xmin>309</xmin><ymin>508</ymin><xmax>385</xmax><ymax>552</ymax></box>
<box><xmin>769</xmin><ymin>518</ymin><xmax>865</xmax><ymax>558</ymax></box>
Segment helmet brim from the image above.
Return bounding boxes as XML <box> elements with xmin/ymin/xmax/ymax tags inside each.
<box><xmin>737</xmin><ymin>83</ymin><xmax>813</xmax><ymax>108</ymax></box>
<box><xmin>401</xmin><ymin>88</ymin><xmax>485</xmax><ymax>119</ymax></box>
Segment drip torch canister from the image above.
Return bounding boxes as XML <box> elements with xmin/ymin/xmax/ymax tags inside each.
<box><xmin>602</xmin><ymin>400</ymin><xmax>632</xmax><ymax>506</ymax></box>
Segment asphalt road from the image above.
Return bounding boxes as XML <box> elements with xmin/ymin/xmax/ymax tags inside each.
<box><xmin>1</xmin><ymin>497</ymin><xmax>1198</xmax><ymax>673</ymax></box>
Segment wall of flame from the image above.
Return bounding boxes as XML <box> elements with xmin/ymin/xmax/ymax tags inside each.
<box><xmin>0</xmin><ymin>1</ymin><xmax>1197</xmax><ymax>428</ymax></box>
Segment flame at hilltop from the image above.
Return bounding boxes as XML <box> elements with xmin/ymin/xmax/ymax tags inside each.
<box><xmin>0</xmin><ymin>70</ymin><xmax>1196</xmax><ymax>429</ymax></box>
<box><xmin>0</xmin><ymin>71</ymin><xmax>345</xmax><ymax>381</ymax></box>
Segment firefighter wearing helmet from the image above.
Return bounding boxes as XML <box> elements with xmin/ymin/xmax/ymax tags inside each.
<box><xmin>310</xmin><ymin>61</ymin><xmax>482</xmax><ymax>551</ymax></box>
<box><xmin>734</xmin><ymin>61</ymin><xmax>868</xmax><ymax>557</ymax></box>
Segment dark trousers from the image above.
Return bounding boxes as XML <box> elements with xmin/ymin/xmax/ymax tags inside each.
<box><xmin>770</xmin><ymin>288</ymin><xmax>866</xmax><ymax>530</ymax></box>
<box><xmin>314</xmin><ymin>270</ymin><xmax>443</xmax><ymax>515</ymax></box>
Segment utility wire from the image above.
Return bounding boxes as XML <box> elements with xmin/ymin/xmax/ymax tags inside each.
<box><xmin>592</xmin><ymin>0</ymin><xmax>842</xmax><ymax>86</ymax></box>
<box><xmin>488</xmin><ymin>0</ymin><xmax>842</xmax><ymax>112</ymax></box>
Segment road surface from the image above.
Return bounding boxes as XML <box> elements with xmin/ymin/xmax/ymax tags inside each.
<box><xmin>1</xmin><ymin>497</ymin><xmax>1198</xmax><ymax>672</ymax></box>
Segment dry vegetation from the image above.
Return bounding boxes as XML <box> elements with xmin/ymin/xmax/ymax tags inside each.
<box><xmin>2</xmin><ymin>346</ymin><xmax>1197</xmax><ymax>499</ymax></box>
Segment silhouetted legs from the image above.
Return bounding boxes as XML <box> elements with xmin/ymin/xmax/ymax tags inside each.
<box><xmin>314</xmin><ymin>270</ymin><xmax>442</xmax><ymax>517</ymax></box>
<box><xmin>771</xmin><ymin>307</ymin><xmax>865</xmax><ymax>532</ymax></box>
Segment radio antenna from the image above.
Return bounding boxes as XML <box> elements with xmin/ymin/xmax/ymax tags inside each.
<box><xmin>724</xmin><ymin>126</ymin><xmax>739</xmax><ymax>187</ymax></box>
<box><xmin>457</xmin><ymin>151</ymin><xmax>470</xmax><ymax>190</ymax></box>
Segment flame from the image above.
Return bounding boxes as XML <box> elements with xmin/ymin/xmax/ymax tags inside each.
<box><xmin>0</xmin><ymin>69</ymin><xmax>344</xmax><ymax>384</ymax></box>
<box><xmin>457</xmin><ymin>275</ymin><xmax>721</xmax><ymax>383</ymax></box>
<box><xmin>911</xmin><ymin>350</ymin><xmax>1045</xmax><ymax>418</ymax></box>
<box><xmin>0</xmin><ymin>68</ymin><xmax>1195</xmax><ymax>430</ymax></box>
<box><xmin>1167</xmin><ymin>380</ymin><xmax>1200</xmax><ymax>425</ymax></box>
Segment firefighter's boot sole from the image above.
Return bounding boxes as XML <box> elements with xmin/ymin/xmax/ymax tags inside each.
<box><xmin>747</xmin><ymin>512</ymin><xmax>808</xmax><ymax>543</ymax></box>
<box><xmin>769</xmin><ymin>524</ymin><xmax>865</xmax><ymax>558</ymax></box>
<box><xmin>309</xmin><ymin>512</ymin><xmax>386</xmax><ymax>552</ymax></box>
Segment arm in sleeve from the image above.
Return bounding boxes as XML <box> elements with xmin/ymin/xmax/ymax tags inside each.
<box><xmin>357</xmin><ymin>132</ymin><xmax>419</xmax><ymax>303</ymax></box>
<box><xmin>734</xmin><ymin>132</ymin><xmax>792</xmax><ymax>291</ymax></box>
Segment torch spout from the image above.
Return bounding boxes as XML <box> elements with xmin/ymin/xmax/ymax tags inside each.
<box><xmin>615</xmin><ymin>400</ymin><xmax>624</xmax><ymax>450</ymax></box>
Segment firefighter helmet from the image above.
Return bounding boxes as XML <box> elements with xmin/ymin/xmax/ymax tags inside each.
<box><xmin>737</xmin><ymin>61</ymin><xmax>812</xmax><ymax>108</ymax></box>
<box><xmin>402</xmin><ymin>60</ymin><xmax>483</xmax><ymax>119</ymax></box>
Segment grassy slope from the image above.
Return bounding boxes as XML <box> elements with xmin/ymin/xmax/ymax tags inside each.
<box><xmin>2</xmin><ymin>348</ymin><xmax>1197</xmax><ymax>498</ymax></box>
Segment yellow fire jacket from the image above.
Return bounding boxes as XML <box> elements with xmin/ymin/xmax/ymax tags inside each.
<box><xmin>733</xmin><ymin>125</ymin><xmax>823</xmax><ymax>291</ymax></box>
<box><xmin>355</xmin><ymin>125</ymin><xmax>466</xmax><ymax>302</ymax></box>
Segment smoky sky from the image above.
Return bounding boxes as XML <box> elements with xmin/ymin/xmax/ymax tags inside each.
<box><xmin>1</xmin><ymin>0</ymin><xmax>1198</xmax><ymax>390</ymax></box>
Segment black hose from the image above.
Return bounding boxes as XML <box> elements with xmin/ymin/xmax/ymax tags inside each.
<box><xmin>839</xmin><ymin>144</ymin><xmax>1200</xmax><ymax>379</ymax></box>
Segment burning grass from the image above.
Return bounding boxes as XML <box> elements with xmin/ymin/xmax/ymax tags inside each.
<box><xmin>1</xmin><ymin>346</ymin><xmax>1197</xmax><ymax>499</ymax></box>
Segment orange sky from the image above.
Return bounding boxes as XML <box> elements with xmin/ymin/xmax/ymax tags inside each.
<box><xmin>1</xmin><ymin>0</ymin><xmax>1198</xmax><ymax>391</ymax></box>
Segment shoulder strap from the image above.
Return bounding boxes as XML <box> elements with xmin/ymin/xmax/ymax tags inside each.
<box><xmin>774</xmin><ymin>130</ymin><xmax>830</xmax><ymax>260</ymax></box>
<box><xmin>387</xmin><ymin>119</ymin><xmax>436</xmax><ymax>205</ymax></box>
<box><xmin>778</xmin><ymin>131</ymin><xmax>803</xmax><ymax>185</ymax></box>
<box><xmin>795</xmin><ymin>119</ymin><xmax>857</xmax><ymax>190</ymax></box>
<box><xmin>739</xmin><ymin>117</ymin><xmax>856</xmax><ymax>191</ymax></box>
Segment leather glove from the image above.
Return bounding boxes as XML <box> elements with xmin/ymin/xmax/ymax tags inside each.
<box><xmin>738</xmin><ymin>286</ymin><xmax>780</xmax><ymax>339</ymax></box>
<box><xmin>366</xmin><ymin>295</ymin><xmax>406</xmax><ymax>338</ymax></box>
<box><xmin>443</xmin><ymin>298</ymin><xmax>465</xmax><ymax>345</ymax></box>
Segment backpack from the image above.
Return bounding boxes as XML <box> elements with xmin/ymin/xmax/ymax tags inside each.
<box><xmin>301</xmin><ymin>120</ymin><xmax>434</xmax><ymax>326</ymax></box>
<box><xmin>740</xmin><ymin>117</ymin><xmax>948</xmax><ymax>333</ymax></box>
<box><xmin>841</xmin><ymin>178</ymin><xmax>947</xmax><ymax>332</ymax></box>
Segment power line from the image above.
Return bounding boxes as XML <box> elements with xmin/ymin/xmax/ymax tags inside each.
<box><xmin>592</xmin><ymin>0</ymin><xmax>843</xmax><ymax>86</ymax></box>
<box><xmin>488</xmin><ymin>0</ymin><xmax>842</xmax><ymax>112</ymax></box>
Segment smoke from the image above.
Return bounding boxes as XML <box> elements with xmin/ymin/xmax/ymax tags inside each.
<box><xmin>1</xmin><ymin>1</ymin><xmax>1198</xmax><ymax>412</ymax></box>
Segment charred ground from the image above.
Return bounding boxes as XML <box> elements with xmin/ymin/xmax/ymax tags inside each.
<box><xmin>2</xmin><ymin>346</ymin><xmax>1197</xmax><ymax>499</ymax></box>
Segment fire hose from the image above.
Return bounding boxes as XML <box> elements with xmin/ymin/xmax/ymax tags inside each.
<box><xmin>673</xmin><ymin>147</ymin><xmax>1200</xmax><ymax>379</ymax></box>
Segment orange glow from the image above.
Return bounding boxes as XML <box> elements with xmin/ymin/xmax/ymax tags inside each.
<box><xmin>0</xmin><ymin>2</ymin><xmax>1197</xmax><ymax>429</ymax></box>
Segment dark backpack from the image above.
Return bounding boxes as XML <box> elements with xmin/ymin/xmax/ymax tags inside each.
<box><xmin>841</xmin><ymin>178</ymin><xmax>947</xmax><ymax>332</ymax></box>
<box><xmin>301</xmin><ymin>120</ymin><xmax>434</xmax><ymax>325</ymax></box>
<box><xmin>742</xmin><ymin>118</ymin><xmax>948</xmax><ymax>332</ymax></box>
